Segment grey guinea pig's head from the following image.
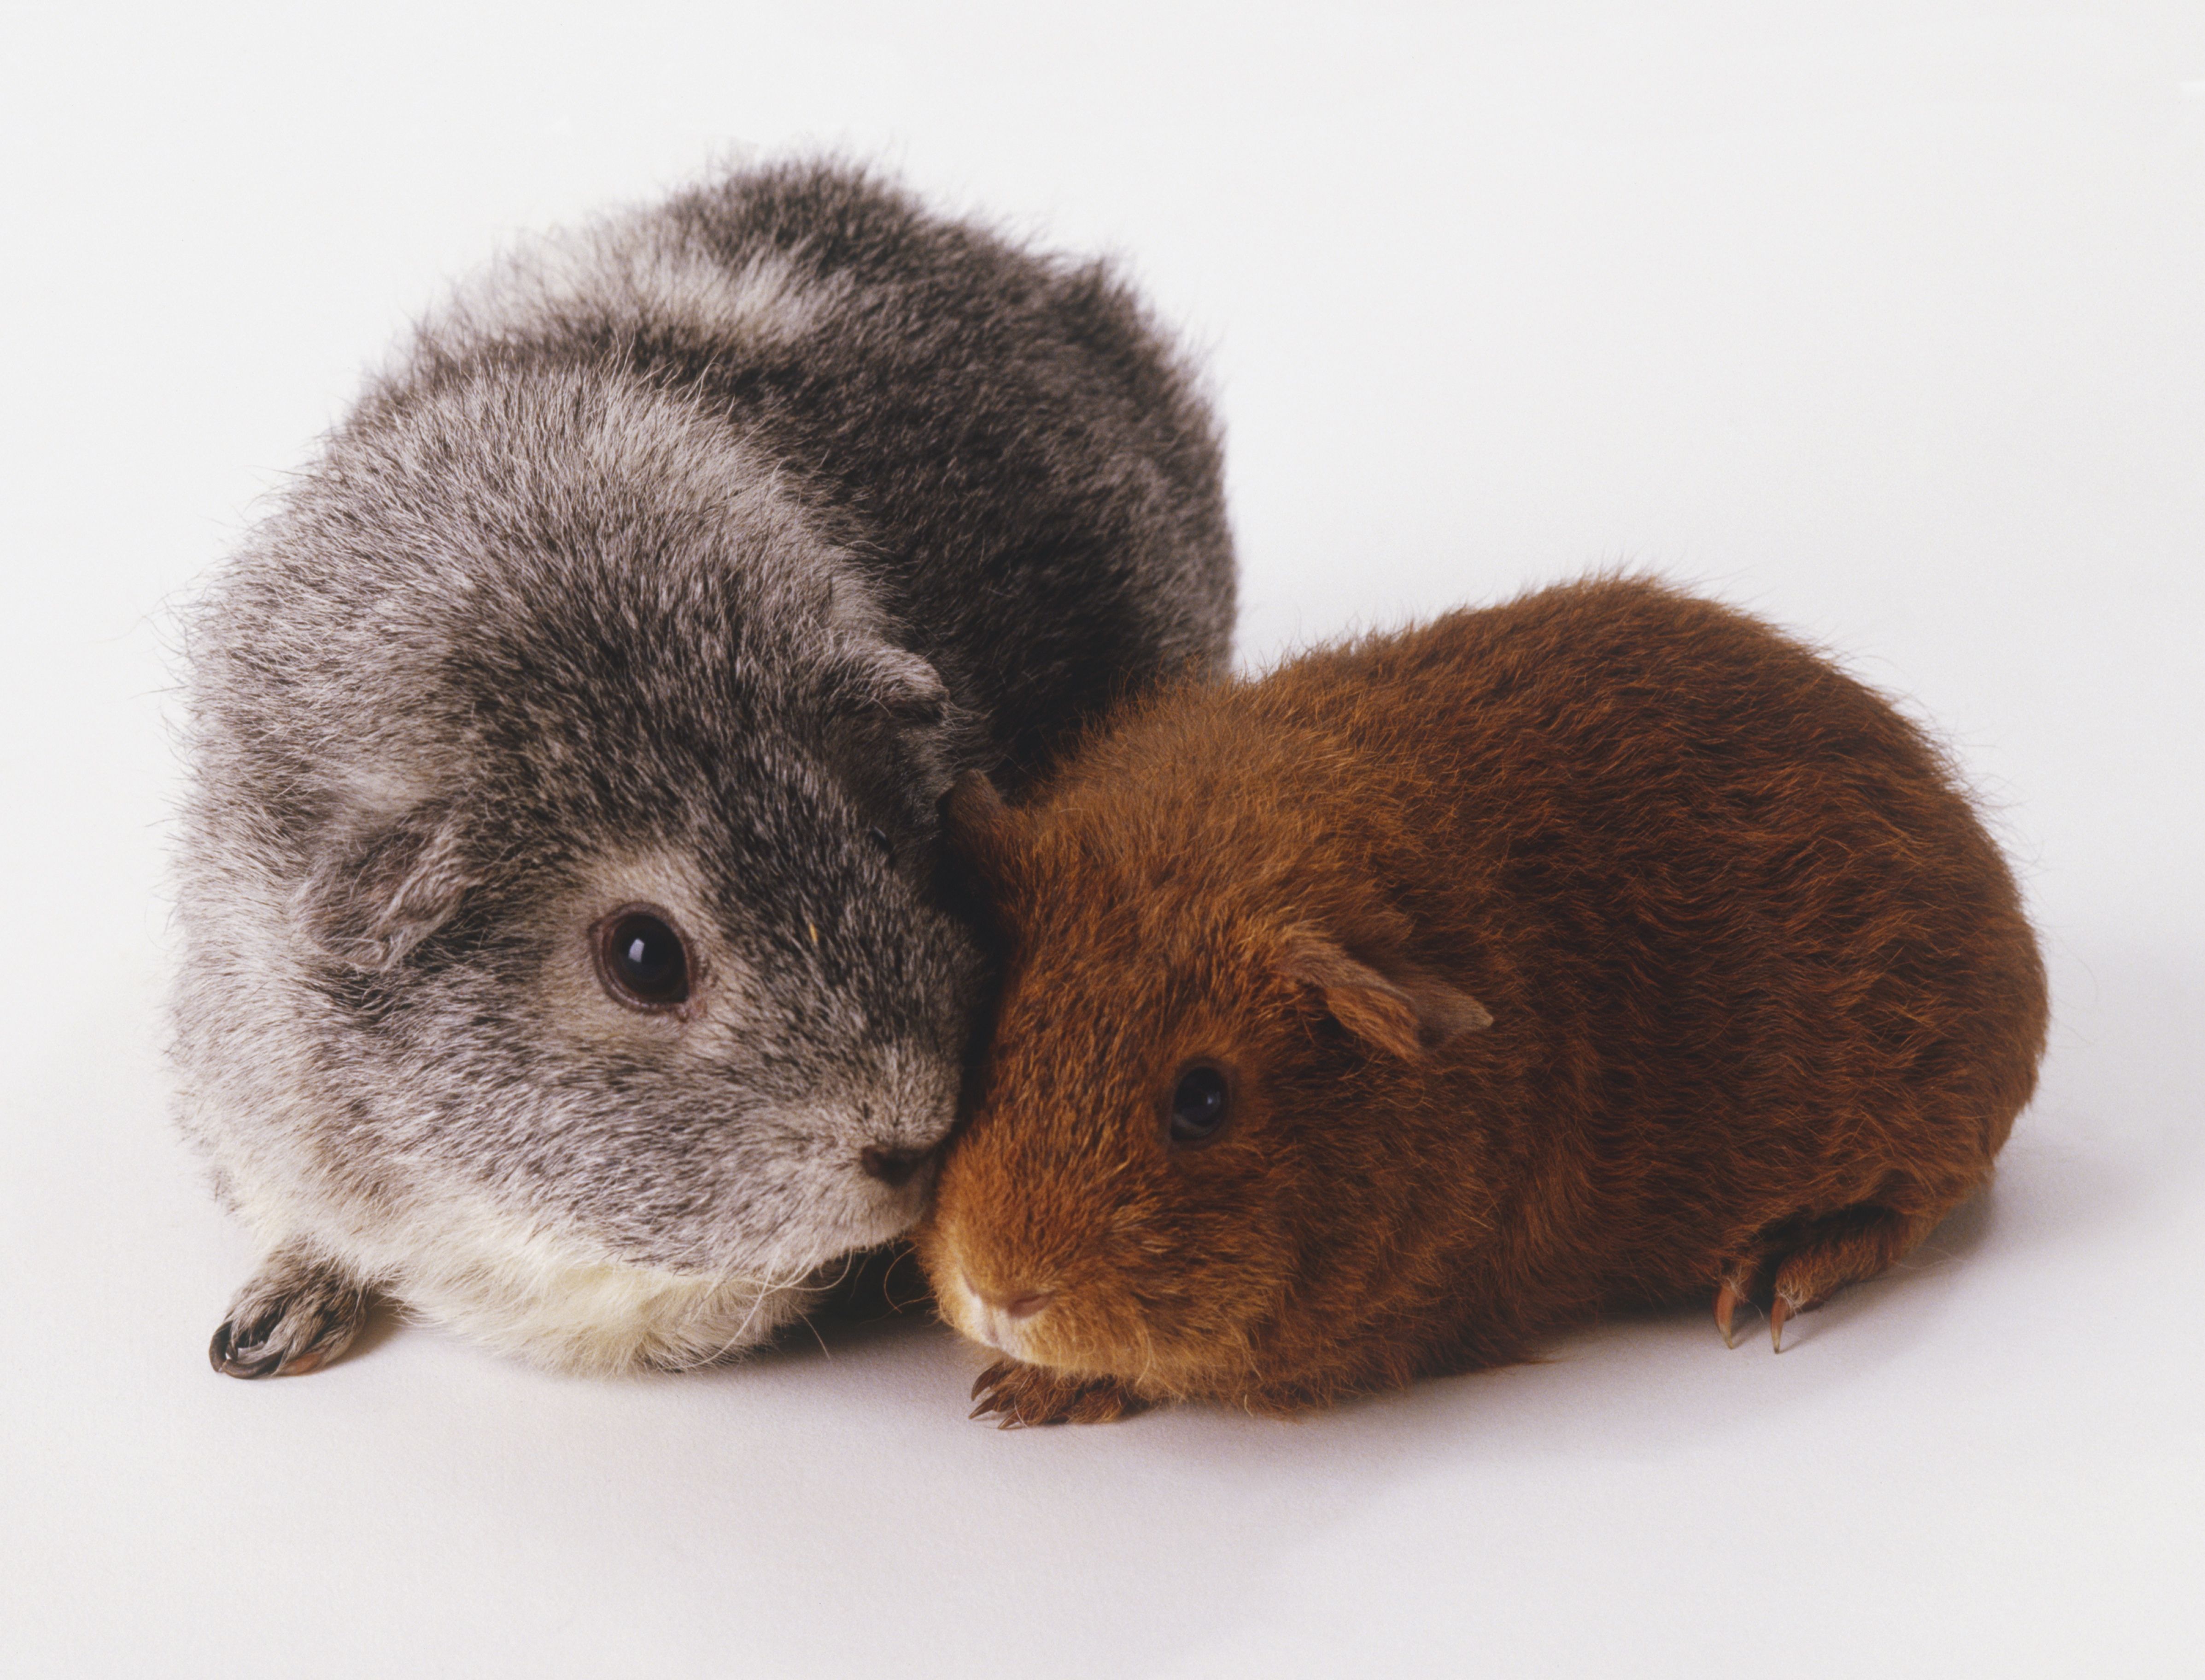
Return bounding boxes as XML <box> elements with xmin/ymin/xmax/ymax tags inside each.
<box><xmin>178</xmin><ymin>354</ymin><xmax>984</xmax><ymax>1368</ymax></box>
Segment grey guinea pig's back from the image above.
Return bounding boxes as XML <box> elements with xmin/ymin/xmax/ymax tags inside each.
<box><xmin>175</xmin><ymin>158</ymin><xmax>1236</xmax><ymax>1378</ymax></box>
<box><xmin>433</xmin><ymin>161</ymin><xmax>1236</xmax><ymax>782</ymax></box>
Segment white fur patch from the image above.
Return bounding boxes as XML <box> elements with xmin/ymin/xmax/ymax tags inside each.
<box><xmin>935</xmin><ymin>1268</ymin><xmax>1034</xmax><ymax>1360</ymax></box>
<box><xmin>365</xmin><ymin>1198</ymin><xmax>816</xmax><ymax>1375</ymax></box>
<box><xmin>221</xmin><ymin>1158</ymin><xmax>818</xmax><ymax>1375</ymax></box>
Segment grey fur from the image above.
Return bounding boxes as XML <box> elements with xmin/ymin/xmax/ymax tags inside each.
<box><xmin>175</xmin><ymin>161</ymin><xmax>1234</xmax><ymax>1375</ymax></box>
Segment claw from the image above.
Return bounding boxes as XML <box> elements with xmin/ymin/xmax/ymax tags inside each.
<box><xmin>969</xmin><ymin>1385</ymin><xmax>1031</xmax><ymax>1428</ymax></box>
<box><xmin>1713</xmin><ymin>1280</ymin><xmax>1745</xmax><ymax>1349</ymax></box>
<box><xmin>1770</xmin><ymin>1295</ymin><xmax>1791</xmax><ymax>1353</ymax></box>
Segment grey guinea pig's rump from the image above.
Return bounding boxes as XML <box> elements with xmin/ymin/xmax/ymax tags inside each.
<box><xmin>175</xmin><ymin>158</ymin><xmax>1235</xmax><ymax>1377</ymax></box>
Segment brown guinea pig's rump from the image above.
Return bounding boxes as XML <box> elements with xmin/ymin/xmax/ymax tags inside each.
<box><xmin>920</xmin><ymin>575</ymin><xmax>2048</xmax><ymax>1421</ymax></box>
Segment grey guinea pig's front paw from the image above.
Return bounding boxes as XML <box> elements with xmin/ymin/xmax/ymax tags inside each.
<box><xmin>209</xmin><ymin>1248</ymin><xmax>371</xmax><ymax>1379</ymax></box>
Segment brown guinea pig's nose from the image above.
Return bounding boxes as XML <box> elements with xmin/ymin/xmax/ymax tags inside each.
<box><xmin>966</xmin><ymin>1276</ymin><xmax>1053</xmax><ymax>1320</ymax></box>
<box><xmin>858</xmin><ymin>1144</ymin><xmax>933</xmax><ymax>1188</ymax></box>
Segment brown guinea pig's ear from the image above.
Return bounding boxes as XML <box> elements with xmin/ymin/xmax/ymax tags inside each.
<box><xmin>938</xmin><ymin>770</ymin><xmax>1032</xmax><ymax>904</ymax></box>
<box><xmin>1277</xmin><ymin>926</ymin><xmax>1492</xmax><ymax>1059</ymax></box>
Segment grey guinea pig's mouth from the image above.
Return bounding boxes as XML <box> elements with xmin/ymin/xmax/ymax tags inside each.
<box><xmin>736</xmin><ymin>1166</ymin><xmax>936</xmax><ymax>1280</ymax></box>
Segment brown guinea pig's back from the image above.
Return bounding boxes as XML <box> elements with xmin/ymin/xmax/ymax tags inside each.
<box><xmin>1268</xmin><ymin>578</ymin><xmax>2048</xmax><ymax>1323</ymax></box>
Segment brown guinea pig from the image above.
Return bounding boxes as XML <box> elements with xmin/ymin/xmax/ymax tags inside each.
<box><xmin>915</xmin><ymin>574</ymin><xmax>2048</xmax><ymax>1424</ymax></box>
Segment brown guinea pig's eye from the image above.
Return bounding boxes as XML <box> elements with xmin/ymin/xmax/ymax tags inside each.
<box><xmin>594</xmin><ymin>908</ymin><xmax>691</xmax><ymax>1010</ymax></box>
<box><xmin>1167</xmin><ymin>1062</ymin><xmax>1231</xmax><ymax>1146</ymax></box>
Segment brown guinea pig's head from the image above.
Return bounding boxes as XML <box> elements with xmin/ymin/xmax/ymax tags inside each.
<box><xmin>916</xmin><ymin>765</ymin><xmax>1490</xmax><ymax>1397</ymax></box>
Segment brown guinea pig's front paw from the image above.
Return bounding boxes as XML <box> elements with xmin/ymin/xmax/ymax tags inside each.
<box><xmin>967</xmin><ymin>1359</ymin><xmax>1150</xmax><ymax>1428</ymax></box>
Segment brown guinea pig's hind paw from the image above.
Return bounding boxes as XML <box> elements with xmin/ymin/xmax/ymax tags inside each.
<box><xmin>1708</xmin><ymin>1269</ymin><xmax>1801</xmax><ymax>1353</ymax></box>
<box><xmin>209</xmin><ymin>1249</ymin><xmax>371</xmax><ymax>1379</ymax></box>
<box><xmin>1716</xmin><ymin>1201</ymin><xmax>1939</xmax><ymax>1355</ymax></box>
<box><xmin>967</xmin><ymin>1359</ymin><xmax>1149</xmax><ymax>1428</ymax></box>
<box><xmin>1713</xmin><ymin>1278</ymin><xmax>1750</xmax><ymax>1349</ymax></box>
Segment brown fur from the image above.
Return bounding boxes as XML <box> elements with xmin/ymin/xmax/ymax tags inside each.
<box><xmin>915</xmin><ymin>575</ymin><xmax>2048</xmax><ymax>1423</ymax></box>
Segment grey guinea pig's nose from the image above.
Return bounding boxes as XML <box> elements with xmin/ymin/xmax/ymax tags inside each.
<box><xmin>858</xmin><ymin>1143</ymin><xmax>933</xmax><ymax>1188</ymax></box>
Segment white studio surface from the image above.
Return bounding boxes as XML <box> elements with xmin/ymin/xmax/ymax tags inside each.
<box><xmin>4</xmin><ymin>4</ymin><xmax>2201</xmax><ymax>1675</ymax></box>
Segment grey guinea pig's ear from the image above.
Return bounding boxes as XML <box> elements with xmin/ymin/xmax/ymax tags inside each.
<box><xmin>828</xmin><ymin>638</ymin><xmax>949</xmax><ymax>726</ymax></box>
<box><xmin>1276</xmin><ymin>925</ymin><xmax>1491</xmax><ymax>1059</ymax></box>
<box><xmin>293</xmin><ymin>799</ymin><xmax>474</xmax><ymax>971</ymax></box>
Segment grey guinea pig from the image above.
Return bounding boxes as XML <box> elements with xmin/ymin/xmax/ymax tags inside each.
<box><xmin>175</xmin><ymin>159</ymin><xmax>1235</xmax><ymax>1377</ymax></box>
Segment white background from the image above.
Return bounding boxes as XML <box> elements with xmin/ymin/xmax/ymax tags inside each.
<box><xmin>5</xmin><ymin>4</ymin><xmax>2202</xmax><ymax>1675</ymax></box>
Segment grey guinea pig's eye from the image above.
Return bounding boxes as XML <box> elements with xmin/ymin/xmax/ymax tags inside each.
<box><xmin>1167</xmin><ymin>1062</ymin><xmax>1231</xmax><ymax>1146</ymax></box>
<box><xmin>594</xmin><ymin>908</ymin><xmax>691</xmax><ymax>1010</ymax></box>
<box><xmin>867</xmin><ymin>825</ymin><xmax>895</xmax><ymax>857</ymax></box>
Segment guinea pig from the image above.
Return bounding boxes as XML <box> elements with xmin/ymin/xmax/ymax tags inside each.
<box><xmin>176</xmin><ymin>159</ymin><xmax>1235</xmax><ymax>1378</ymax></box>
<box><xmin>918</xmin><ymin>574</ymin><xmax>2047</xmax><ymax>1423</ymax></box>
